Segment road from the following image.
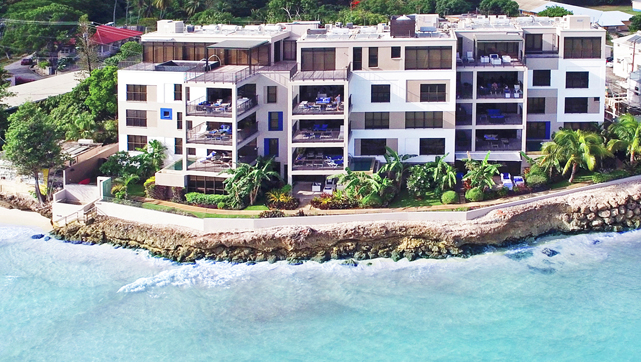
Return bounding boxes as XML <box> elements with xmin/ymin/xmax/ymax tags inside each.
<box><xmin>4</xmin><ymin>57</ymin><xmax>43</xmax><ymax>82</ymax></box>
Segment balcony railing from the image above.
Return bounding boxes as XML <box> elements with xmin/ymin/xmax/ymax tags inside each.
<box><xmin>477</xmin><ymin>113</ymin><xmax>523</xmax><ymax>125</ymax></box>
<box><xmin>187</xmin><ymin>157</ymin><xmax>233</xmax><ymax>173</ymax></box>
<box><xmin>477</xmin><ymin>87</ymin><xmax>523</xmax><ymax>99</ymax></box>
<box><xmin>238</xmin><ymin>152</ymin><xmax>258</xmax><ymax>165</ymax></box>
<box><xmin>292</xmin><ymin>130</ymin><xmax>344</xmax><ymax>143</ymax></box>
<box><xmin>292</xmin><ymin>101</ymin><xmax>345</xmax><ymax>115</ymax></box>
<box><xmin>475</xmin><ymin>137</ymin><xmax>522</xmax><ymax>151</ymax></box>
<box><xmin>459</xmin><ymin>57</ymin><xmax>524</xmax><ymax>68</ymax></box>
<box><xmin>186</xmin><ymin>123</ymin><xmax>258</xmax><ymax>145</ymax></box>
<box><xmin>186</xmin><ymin>95</ymin><xmax>258</xmax><ymax>117</ymax></box>
<box><xmin>293</xmin><ymin>63</ymin><xmax>351</xmax><ymax>82</ymax></box>
<box><xmin>186</xmin><ymin>65</ymin><xmax>256</xmax><ymax>84</ymax></box>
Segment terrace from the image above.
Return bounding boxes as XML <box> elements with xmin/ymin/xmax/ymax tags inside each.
<box><xmin>292</xmin><ymin>147</ymin><xmax>345</xmax><ymax>171</ymax></box>
<box><xmin>186</xmin><ymin>119</ymin><xmax>258</xmax><ymax>146</ymax></box>
<box><xmin>475</xmin><ymin>130</ymin><xmax>522</xmax><ymax>151</ymax></box>
<box><xmin>292</xmin><ymin>119</ymin><xmax>345</xmax><ymax>143</ymax></box>
<box><xmin>476</xmin><ymin>104</ymin><xmax>523</xmax><ymax>125</ymax></box>
<box><xmin>292</xmin><ymin>85</ymin><xmax>345</xmax><ymax>115</ymax></box>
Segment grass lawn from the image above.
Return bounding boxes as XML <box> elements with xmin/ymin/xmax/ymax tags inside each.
<box><xmin>587</xmin><ymin>5</ymin><xmax>640</xmax><ymax>15</ymax></box>
<box><xmin>142</xmin><ymin>202</ymin><xmax>256</xmax><ymax>218</ymax></box>
<box><xmin>389</xmin><ymin>190</ymin><xmax>443</xmax><ymax>208</ymax></box>
<box><xmin>244</xmin><ymin>205</ymin><xmax>269</xmax><ymax>211</ymax></box>
<box><xmin>128</xmin><ymin>183</ymin><xmax>146</xmax><ymax>197</ymax></box>
<box><xmin>549</xmin><ymin>170</ymin><xmax>596</xmax><ymax>189</ymax></box>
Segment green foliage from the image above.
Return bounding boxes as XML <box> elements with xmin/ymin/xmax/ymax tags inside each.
<box><xmin>497</xmin><ymin>186</ymin><xmax>509</xmax><ymax>197</ymax></box>
<box><xmin>259</xmin><ymin>209</ymin><xmax>286</xmax><ymax>218</ymax></box>
<box><xmin>441</xmin><ymin>190</ymin><xmax>458</xmax><ymax>204</ymax></box>
<box><xmin>463</xmin><ymin>152</ymin><xmax>501</xmax><ymax>190</ymax></box>
<box><xmin>217</xmin><ymin>201</ymin><xmax>227</xmax><ymax>209</ymax></box>
<box><xmin>333</xmin><ymin>168</ymin><xmax>395</xmax><ymax>205</ymax></box>
<box><xmin>479</xmin><ymin>0</ymin><xmax>519</xmax><ymax>16</ymax></box>
<box><xmin>607</xmin><ymin>114</ymin><xmax>641</xmax><ymax>165</ymax></box>
<box><xmin>378</xmin><ymin>146</ymin><xmax>411</xmax><ymax>193</ymax></box>
<box><xmin>111</xmin><ymin>184</ymin><xmax>127</xmax><ymax>199</ymax></box>
<box><xmin>592</xmin><ymin>170</ymin><xmax>631</xmax><ymax>183</ymax></box>
<box><xmin>426</xmin><ymin>153</ymin><xmax>457</xmax><ymax>193</ymax></box>
<box><xmin>465</xmin><ymin>187</ymin><xmax>484</xmax><ymax>202</ymax></box>
<box><xmin>406</xmin><ymin>164</ymin><xmax>433</xmax><ymax>199</ymax></box>
<box><xmin>99</xmin><ymin>140</ymin><xmax>167</xmax><ymax>180</ymax></box>
<box><xmin>335</xmin><ymin>8</ymin><xmax>389</xmax><ymax>25</ymax></box>
<box><xmin>84</xmin><ymin>66</ymin><xmax>118</xmax><ymax>117</ymax></box>
<box><xmin>311</xmin><ymin>191</ymin><xmax>359</xmax><ymax>210</ymax></box>
<box><xmin>190</xmin><ymin>9</ymin><xmax>236</xmax><ymax>24</ymax></box>
<box><xmin>4</xmin><ymin>102</ymin><xmax>67</xmax><ymax>203</ymax></box>
<box><xmin>37</xmin><ymin>60</ymin><xmax>50</xmax><ymax>69</ymax></box>
<box><xmin>222</xmin><ymin>157</ymin><xmax>281</xmax><ymax>207</ymax></box>
<box><xmin>267</xmin><ymin>0</ymin><xmax>317</xmax><ymax>22</ymax></box>
<box><xmin>630</xmin><ymin>15</ymin><xmax>641</xmax><ymax>32</ymax></box>
<box><xmin>436</xmin><ymin>0</ymin><xmax>473</xmax><ymax>16</ymax></box>
<box><xmin>266</xmin><ymin>186</ymin><xmax>299</xmax><ymax>210</ymax></box>
<box><xmin>536</xmin><ymin>5</ymin><xmax>573</xmax><ymax>17</ymax></box>
<box><xmin>525</xmin><ymin>174</ymin><xmax>548</xmax><ymax>188</ymax></box>
<box><xmin>542</xmin><ymin>129</ymin><xmax>612</xmax><ymax>182</ymax></box>
<box><xmin>185</xmin><ymin>192</ymin><xmax>229</xmax><ymax>206</ymax></box>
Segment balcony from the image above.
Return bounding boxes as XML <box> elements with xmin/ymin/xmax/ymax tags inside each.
<box><xmin>186</xmin><ymin>122</ymin><xmax>258</xmax><ymax>146</ymax></box>
<box><xmin>293</xmin><ymin>100</ymin><xmax>345</xmax><ymax>115</ymax></box>
<box><xmin>292</xmin><ymin>63</ymin><xmax>351</xmax><ymax>82</ymax></box>
<box><xmin>186</xmin><ymin>157</ymin><xmax>233</xmax><ymax>173</ymax></box>
<box><xmin>476</xmin><ymin>104</ymin><xmax>523</xmax><ymax>125</ymax></box>
<box><xmin>475</xmin><ymin>131</ymin><xmax>522</xmax><ymax>152</ymax></box>
<box><xmin>292</xmin><ymin>129</ymin><xmax>344</xmax><ymax>143</ymax></box>
<box><xmin>186</xmin><ymin>65</ymin><xmax>256</xmax><ymax>84</ymax></box>
<box><xmin>186</xmin><ymin>95</ymin><xmax>257</xmax><ymax>117</ymax></box>
<box><xmin>458</xmin><ymin>57</ymin><xmax>524</xmax><ymax>68</ymax></box>
<box><xmin>292</xmin><ymin>148</ymin><xmax>344</xmax><ymax>171</ymax></box>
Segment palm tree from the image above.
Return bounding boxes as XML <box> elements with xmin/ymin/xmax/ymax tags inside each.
<box><xmin>222</xmin><ymin>163</ymin><xmax>252</xmax><ymax>207</ymax></box>
<box><xmin>246</xmin><ymin>158</ymin><xmax>281</xmax><ymax>205</ymax></box>
<box><xmin>378</xmin><ymin>146</ymin><xmax>412</xmax><ymax>192</ymax></box>
<box><xmin>542</xmin><ymin>129</ymin><xmax>612</xmax><ymax>183</ymax></box>
<box><xmin>607</xmin><ymin>114</ymin><xmax>641</xmax><ymax>165</ymax></box>
<box><xmin>425</xmin><ymin>152</ymin><xmax>456</xmax><ymax>193</ymax></box>
<box><xmin>332</xmin><ymin>168</ymin><xmax>392</xmax><ymax>201</ymax></box>
<box><xmin>153</xmin><ymin>0</ymin><xmax>172</xmax><ymax>18</ymax></box>
<box><xmin>185</xmin><ymin>0</ymin><xmax>206</xmax><ymax>16</ymax></box>
<box><xmin>463</xmin><ymin>152</ymin><xmax>501</xmax><ymax>190</ymax></box>
<box><xmin>222</xmin><ymin>159</ymin><xmax>281</xmax><ymax>206</ymax></box>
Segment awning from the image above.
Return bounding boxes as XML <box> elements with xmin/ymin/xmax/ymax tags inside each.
<box><xmin>475</xmin><ymin>33</ymin><xmax>523</xmax><ymax>42</ymax></box>
<box><xmin>455</xmin><ymin>152</ymin><xmax>522</xmax><ymax>162</ymax></box>
<box><xmin>207</xmin><ymin>39</ymin><xmax>268</xmax><ymax>49</ymax></box>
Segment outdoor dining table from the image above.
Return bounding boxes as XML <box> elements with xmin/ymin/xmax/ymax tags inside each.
<box><xmin>316</xmin><ymin>97</ymin><xmax>331</xmax><ymax>104</ymax></box>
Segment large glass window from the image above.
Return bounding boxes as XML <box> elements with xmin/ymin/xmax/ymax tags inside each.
<box><xmin>392</xmin><ymin>46</ymin><xmax>401</xmax><ymax>58</ymax></box>
<box><xmin>265</xmin><ymin>138</ymin><xmax>279</xmax><ymax>157</ymax></box>
<box><xmin>476</xmin><ymin>42</ymin><xmax>519</xmax><ymax>57</ymax></box>
<box><xmin>405</xmin><ymin>46</ymin><xmax>452</xmax><ymax>70</ymax></box>
<box><xmin>284</xmin><ymin>40</ymin><xmax>296</xmax><ymax>61</ymax></box>
<box><xmin>528</xmin><ymin>98</ymin><xmax>545</xmax><ymax>114</ymax></box>
<box><xmin>371</xmin><ymin>85</ymin><xmax>390</xmax><ymax>103</ymax></box>
<box><xmin>369</xmin><ymin>47</ymin><xmax>378</xmax><ymax>67</ymax></box>
<box><xmin>353</xmin><ymin>47</ymin><xmax>362</xmax><ymax>70</ymax></box>
<box><xmin>365</xmin><ymin>112</ymin><xmax>389</xmax><ymax>129</ymax></box>
<box><xmin>405</xmin><ymin>112</ymin><xmax>443</xmax><ymax>128</ymax></box>
<box><xmin>419</xmin><ymin>138</ymin><xmax>446</xmax><ymax>155</ymax></box>
<box><xmin>174</xmin><ymin>138</ymin><xmax>183</xmax><ymax>155</ymax></box>
<box><xmin>126</xmin><ymin>85</ymin><xmax>147</xmax><ymax>101</ymax></box>
<box><xmin>527</xmin><ymin>122</ymin><xmax>548</xmax><ymax>139</ymax></box>
<box><xmin>268</xmin><ymin>112</ymin><xmax>283</xmax><ymax>131</ymax></box>
<box><xmin>187</xmin><ymin>176</ymin><xmax>226</xmax><ymax>194</ymax></box>
<box><xmin>301</xmin><ymin>48</ymin><xmax>335</xmax><ymax>71</ymax></box>
<box><xmin>125</xmin><ymin>110</ymin><xmax>147</xmax><ymax>127</ymax></box>
<box><xmin>525</xmin><ymin>34</ymin><xmax>542</xmax><ymax>53</ymax></box>
<box><xmin>420</xmin><ymin>84</ymin><xmax>446</xmax><ymax>102</ymax></box>
<box><xmin>532</xmin><ymin>70</ymin><xmax>551</xmax><ymax>86</ymax></box>
<box><xmin>564</xmin><ymin>37</ymin><xmax>601</xmax><ymax>59</ymax></box>
<box><xmin>177</xmin><ymin>112</ymin><xmax>183</xmax><ymax>129</ymax></box>
<box><xmin>267</xmin><ymin>86</ymin><xmax>277</xmax><ymax>103</ymax></box>
<box><xmin>566</xmin><ymin>72</ymin><xmax>589</xmax><ymax>88</ymax></box>
<box><xmin>565</xmin><ymin>98</ymin><xmax>588</xmax><ymax>113</ymax></box>
<box><xmin>361</xmin><ymin>139</ymin><xmax>386</xmax><ymax>155</ymax></box>
<box><xmin>127</xmin><ymin>135</ymin><xmax>147</xmax><ymax>151</ymax></box>
<box><xmin>174</xmin><ymin>84</ymin><xmax>182</xmax><ymax>101</ymax></box>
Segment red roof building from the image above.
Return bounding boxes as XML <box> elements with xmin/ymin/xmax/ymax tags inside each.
<box><xmin>91</xmin><ymin>25</ymin><xmax>143</xmax><ymax>57</ymax></box>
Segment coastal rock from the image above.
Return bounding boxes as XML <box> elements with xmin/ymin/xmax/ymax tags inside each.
<box><xmin>541</xmin><ymin>248</ymin><xmax>559</xmax><ymax>257</ymax></box>
<box><xmin>598</xmin><ymin>210</ymin><xmax>611</xmax><ymax>218</ymax></box>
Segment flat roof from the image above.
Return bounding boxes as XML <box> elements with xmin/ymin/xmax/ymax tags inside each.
<box><xmin>6</xmin><ymin>71</ymin><xmax>84</xmax><ymax>109</ymax></box>
<box><xmin>475</xmin><ymin>33</ymin><xmax>523</xmax><ymax>42</ymax></box>
<box><xmin>207</xmin><ymin>39</ymin><xmax>268</xmax><ymax>49</ymax></box>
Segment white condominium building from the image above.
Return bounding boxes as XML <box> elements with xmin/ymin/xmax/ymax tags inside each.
<box><xmin>117</xmin><ymin>15</ymin><xmax>605</xmax><ymax>192</ymax></box>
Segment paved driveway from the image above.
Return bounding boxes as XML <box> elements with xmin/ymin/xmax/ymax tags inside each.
<box><xmin>4</xmin><ymin>57</ymin><xmax>43</xmax><ymax>82</ymax></box>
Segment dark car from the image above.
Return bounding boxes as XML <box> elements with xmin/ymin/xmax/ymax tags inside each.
<box><xmin>20</xmin><ymin>58</ymin><xmax>32</xmax><ymax>66</ymax></box>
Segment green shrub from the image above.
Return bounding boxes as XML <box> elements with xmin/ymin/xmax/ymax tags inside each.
<box><xmin>111</xmin><ymin>184</ymin><xmax>126</xmax><ymax>199</ymax></box>
<box><xmin>266</xmin><ymin>188</ymin><xmax>299</xmax><ymax>210</ymax></box>
<box><xmin>310</xmin><ymin>192</ymin><xmax>359</xmax><ymax>210</ymax></box>
<box><xmin>406</xmin><ymin>164</ymin><xmax>433</xmax><ymax>199</ymax></box>
<box><xmin>592</xmin><ymin>170</ymin><xmax>630</xmax><ymax>184</ymax></box>
<box><xmin>497</xmin><ymin>186</ymin><xmax>509</xmax><ymax>198</ymax></box>
<box><xmin>361</xmin><ymin>193</ymin><xmax>383</xmax><ymax>208</ymax></box>
<box><xmin>441</xmin><ymin>190</ymin><xmax>458</xmax><ymax>204</ymax></box>
<box><xmin>525</xmin><ymin>174</ymin><xmax>548</xmax><ymax>188</ymax></box>
<box><xmin>185</xmin><ymin>192</ymin><xmax>228</xmax><ymax>206</ymax></box>
<box><xmin>465</xmin><ymin>187</ymin><xmax>484</xmax><ymax>202</ymax></box>
<box><xmin>38</xmin><ymin>60</ymin><xmax>50</xmax><ymax>69</ymax></box>
<box><xmin>143</xmin><ymin>176</ymin><xmax>156</xmax><ymax>198</ymax></box>
<box><xmin>259</xmin><ymin>210</ymin><xmax>285</xmax><ymax>218</ymax></box>
<box><xmin>217</xmin><ymin>202</ymin><xmax>226</xmax><ymax>209</ymax></box>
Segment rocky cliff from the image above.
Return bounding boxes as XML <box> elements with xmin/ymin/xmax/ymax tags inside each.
<box><xmin>52</xmin><ymin>181</ymin><xmax>641</xmax><ymax>263</ymax></box>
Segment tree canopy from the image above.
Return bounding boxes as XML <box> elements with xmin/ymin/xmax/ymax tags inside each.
<box><xmin>479</xmin><ymin>0</ymin><xmax>519</xmax><ymax>17</ymax></box>
<box><xmin>629</xmin><ymin>15</ymin><xmax>641</xmax><ymax>33</ymax></box>
<box><xmin>536</xmin><ymin>5</ymin><xmax>573</xmax><ymax>17</ymax></box>
<box><xmin>84</xmin><ymin>66</ymin><xmax>118</xmax><ymax>117</ymax></box>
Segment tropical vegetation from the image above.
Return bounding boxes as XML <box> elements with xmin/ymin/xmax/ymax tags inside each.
<box><xmin>221</xmin><ymin>157</ymin><xmax>282</xmax><ymax>208</ymax></box>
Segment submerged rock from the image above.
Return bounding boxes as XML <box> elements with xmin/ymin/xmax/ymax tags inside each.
<box><xmin>527</xmin><ymin>265</ymin><xmax>556</xmax><ymax>275</ymax></box>
<box><xmin>541</xmin><ymin>248</ymin><xmax>559</xmax><ymax>257</ymax></box>
<box><xmin>43</xmin><ymin>236</ymin><xmax>51</xmax><ymax>241</ymax></box>
<box><xmin>505</xmin><ymin>249</ymin><xmax>534</xmax><ymax>261</ymax></box>
<box><xmin>31</xmin><ymin>234</ymin><xmax>44</xmax><ymax>239</ymax></box>
<box><xmin>341</xmin><ymin>258</ymin><xmax>358</xmax><ymax>267</ymax></box>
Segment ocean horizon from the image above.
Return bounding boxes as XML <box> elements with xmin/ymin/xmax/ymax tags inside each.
<box><xmin>2</xmin><ymin>224</ymin><xmax>641</xmax><ymax>361</ymax></box>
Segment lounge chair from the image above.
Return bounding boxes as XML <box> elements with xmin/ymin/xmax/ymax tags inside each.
<box><xmin>514</xmin><ymin>175</ymin><xmax>525</xmax><ymax>187</ymax></box>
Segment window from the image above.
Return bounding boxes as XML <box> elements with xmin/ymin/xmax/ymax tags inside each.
<box><xmin>274</xmin><ymin>41</ymin><xmax>281</xmax><ymax>62</ymax></box>
<box><xmin>528</xmin><ymin>98</ymin><xmax>546</xmax><ymax>114</ymax></box>
<box><xmin>174</xmin><ymin>138</ymin><xmax>183</xmax><ymax>154</ymax></box>
<box><xmin>525</xmin><ymin>34</ymin><xmax>543</xmax><ymax>53</ymax></box>
<box><xmin>532</xmin><ymin>70</ymin><xmax>551</xmax><ymax>86</ymax></box>
<box><xmin>160</xmin><ymin>108</ymin><xmax>172</xmax><ymax>120</ymax></box>
<box><xmin>564</xmin><ymin>122</ymin><xmax>598</xmax><ymax>131</ymax></box>
<box><xmin>267</xmin><ymin>86</ymin><xmax>277</xmax><ymax>103</ymax></box>
<box><xmin>371</xmin><ymin>85</ymin><xmax>390</xmax><ymax>103</ymax></box>
<box><xmin>284</xmin><ymin>40</ymin><xmax>296</xmax><ymax>61</ymax></box>
<box><xmin>125</xmin><ymin>110</ymin><xmax>147</xmax><ymax>127</ymax></box>
<box><xmin>405</xmin><ymin>112</ymin><xmax>443</xmax><ymax>128</ymax></box>
<box><xmin>187</xmin><ymin>120</ymin><xmax>193</xmax><ymax>130</ymax></box>
<box><xmin>264</xmin><ymin>138</ymin><xmax>279</xmax><ymax>157</ymax></box>
<box><xmin>477</xmin><ymin>42</ymin><xmax>519</xmax><ymax>57</ymax></box>
<box><xmin>268</xmin><ymin>112</ymin><xmax>283</xmax><ymax>131</ymax></box>
<box><xmin>420</xmin><ymin>84</ymin><xmax>446</xmax><ymax>102</ymax></box>
<box><xmin>174</xmin><ymin>84</ymin><xmax>182</xmax><ymax>101</ymax></box>
<box><xmin>187</xmin><ymin>148</ymin><xmax>195</xmax><ymax>155</ymax></box>
<box><xmin>187</xmin><ymin>176</ymin><xmax>226</xmax><ymax>194</ymax></box>
<box><xmin>527</xmin><ymin>122</ymin><xmax>549</xmax><ymax>139</ymax></box>
<box><xmin>564</xmin><ymin>37</ymin><xmax>601</xmax><ymax>59</ymax></box>
<box><xmin>405</xmin><ymin>47</ymin><xmax>452</xmax><ymax>70</ymax></box>
<box><xmin>365</xmin><ymin>112</ymin><xmax>389</xmax><ymax>129</ymax></box>
<box><xmin>419</xmin><ymin>138</ymin><xmax>445</xmax><ymax>155</ymax></box>
<box><xmin>361</xmin><ymin>139</ymin><xmax>386</xmax><ymax>155</ymax></box>
<box><xmin>353</xmin><ymin>47</ymin><xmax>362</xmax><ymax>70</ymax></box>
<box><xmin>301</xmin><ymin>48</ymin><xmax>335</xmax><ymax>71</ymax></box>
<box><xmin>126</xmin><ymin>85</ymin><xmax>147</xmax><ymax>101</ymax></box>
<box><xmin>391</xmin><ymin>46</ymin><xmax>401</xmax><ymax>59</ymax></box>
<box><xmin>565</xmin><ymin>97</ymin><xmax>588</xmax><ymax>113</ymax></box>
<box><xmin>177</xmin><ymin>112</ymin><xmax>182</xmax><ymax>129</ymax></box>
<box><xmin>566</xmin><ymin>72</ymin><xmax>589</xmax><ymax>88</ymax></box>
<box><xmin>368</xmin><ymin>47</ymin><xmax>378</xmax><ymax>67</ymax></box>
<box><xmin>127</xmin><ymin>135</ymin><xmax>147</xmax><ymax>151</ymax></box>
<box><xmin>186</xmin><ymin>87</ymin><xmax>190</xmax><ymax>101</ymax></box>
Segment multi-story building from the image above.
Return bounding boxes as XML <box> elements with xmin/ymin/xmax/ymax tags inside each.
<box><xmin>117</xmin><ymin>15</ymin><xmax>605</xmax><ymax>193</ymax></box>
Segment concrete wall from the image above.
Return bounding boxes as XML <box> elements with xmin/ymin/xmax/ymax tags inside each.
<box><xmin>96</xmin><ymin>201</ymin><xmax>205</xmax><ymax>230</ymax></box>
<box><xmin>65</xmin><ymin>143</ymin><xmax>118</xmax><ymax>184</ymax></box>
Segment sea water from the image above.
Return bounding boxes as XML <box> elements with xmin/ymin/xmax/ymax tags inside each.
<box><xmin>2</xmin><ymin>225</ymin><xmax>641</xmax><ymax>361</ymax></box>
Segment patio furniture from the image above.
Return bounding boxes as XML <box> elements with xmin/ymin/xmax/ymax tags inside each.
<box><xmin>484</xmin><ymin>134</ymin><xmax>498</xmax><ymax>141</ymax></box>
<box><xmin>323</xmin><ymin>186</ymin><xmax>334</xmax><ymax>194</ymax></box>
<box><xmin>320</xmin><ymin>132</ymin><xmax>332</xmax><ymax>139</ymax></box>
<box><xmin>514</xmin><ymin>175</ymin><xmax>525</xmax><ymax>187</ymax></box>
<box><xmin>481</xmin><ymin>56</ymin><xmax>490</xmax><ymax>64</ymax></box>
<box><xmin>487</xmin><ymin>109</ymin><xmax>505</xmax><ymax>122</ymax></box>
<box><xmin>316</xmin><ymin>97</ymin><xmax>331</xmax><ymax>104</ymax></box>
<box><xmin>456</xmin><ymin>52</ymin><xmax>463</xmax><ymax>64</ymax></box>
<box><xmin>501</xmin><ymin>173</ymin><xmax>513</xmax><ymax>190</ymax></box>
<box><xmin>311</xmin><ymin>104</ymin><xmax>322</xmax><ymax>111</ymax></box>
<box><xmin>312</xmin><ymin>182</ymin><xmax>322</xmax><ymax>192</ymax></box>
<box><xmin>502</xmin><ymin>55</ymin><xmax>512</xmax><ymax>64</ymax></box>
<box><xmin>504</xmin><ymin>88</ymin><xmax>511</xmax><ymax>98</ymax></box>
<box><xmin>501</xmin><ymin>138</ymin><xmax>510</xmax><ymax>147</ymax></box>
<box><xmin>466</xmin><ymin>51</ymin><xmax>474</xmax><ymax>63</ymax></box>
<box><xmin>490</xmin><ymin>54</ymin><xmax>501</xmax><ymax>65</ymax></box>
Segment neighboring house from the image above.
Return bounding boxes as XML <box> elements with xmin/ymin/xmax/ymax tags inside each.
<box><xmin>519</xmin><ymin>1</ymin><xmax>632</xmax><ymax>32</ymax></box>
<box><xmin>92</xmin><ymin>25</ymin><xmax>143</xmax><ymax>58</ymax></box>
<box><xmin>56</xmin><ymin>38</ymin><xmax>77</xmax><ymax>60</ymax></box>
<box><xmin>613</xmin><ymin>32</ymin><xmax>641</xmax><ymax>78</ymax></box>
<box><xmin>4</xmin><ymin>71</ymin><xmax>84</xmax><ymax>112</ymax></box>
<box><xmin>116</xmin><ymin>15</ymin><xmax>605</xmax><ymax>191</ymax></box>
<box><xmin>627</xmin><ymin>70</ymin><xmax>641</xmax><ymax>108</ymax></box>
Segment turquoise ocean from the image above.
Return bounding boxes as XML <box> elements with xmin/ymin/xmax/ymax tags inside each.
<box><xmin>2</xmin><ymin>224</ymin><xmax>641</xmax><ymax>361</ymax></box>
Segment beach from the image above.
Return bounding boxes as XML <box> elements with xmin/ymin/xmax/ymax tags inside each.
<box><xmin>0</xmin><ymin>207</ymin><xmax>52</xmax><ymax>231</ymax></box>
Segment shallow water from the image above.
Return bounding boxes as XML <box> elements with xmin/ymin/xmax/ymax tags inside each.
<box><xmin>2</xmin><ymin>225</ymin><xmax>641</xmax><ymax>361</ymax></box>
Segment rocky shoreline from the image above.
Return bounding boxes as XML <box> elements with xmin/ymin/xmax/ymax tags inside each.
<box><xmin>0</xmin><ymin>192</ymin><xmax>52</xmax><ymax>219</ymax></box>
<box><xmin>52</xmin><ymin>181</ymin><xmax>641</xmax><ymax>264</ymax></box>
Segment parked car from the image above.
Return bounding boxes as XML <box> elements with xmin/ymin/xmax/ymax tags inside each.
<box><xmin>20</xmin><ymin>58</ymin><xmax>32</xmax><ymax>66</ymax></box>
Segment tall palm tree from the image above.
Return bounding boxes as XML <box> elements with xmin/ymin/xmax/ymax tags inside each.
<box><xmin>153</xmin><ymin>0</ymin><xmax>172</xmax><ymax>18</ymax></box>
<box><xmin>185</xmin><ymin>0</ymin><xmax>206</xmax><ymax>16</ymax></box>
<box><xmin>607</xmin><ymin>114</ymin><xmax>641</xmax><ymax>165</ymax></box>
<box><xmin>246</xmin><ymin>158</ymin><xmax>281</xmax><ymax>205</ymax></box>
<box><xmin>378</xmin><ymin>146</ymin><xmax>412</xmax><ymax>192</ymax></box>
<box><xmin>332</xmin><ymin>168</ymin><xmax>392</xmax><ymax>200</ymax></box>
<box><xmin>542</xmin><ymin>129</ymin><xmax>612</xmax><ymax>183</ymax></box>
<box><xmin>463</xmin><ymin>152</ymin><xmax>501</xmax><ymax>190</ymax></box>
<box><xmin>222</xmin><ymin>163</ymin><xmax>252</xmax><ymax>207</ymax></box>
<box><xmin>426</xmin><ymin>152</ymin><xmax>456</xmax><ymax>193</ymax></box>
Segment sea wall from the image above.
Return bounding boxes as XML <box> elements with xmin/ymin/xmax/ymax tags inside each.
<box><xmin>52</xmin><ymin>181</ymin><xmax>641</xmax><ymax>263</ymax></box>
